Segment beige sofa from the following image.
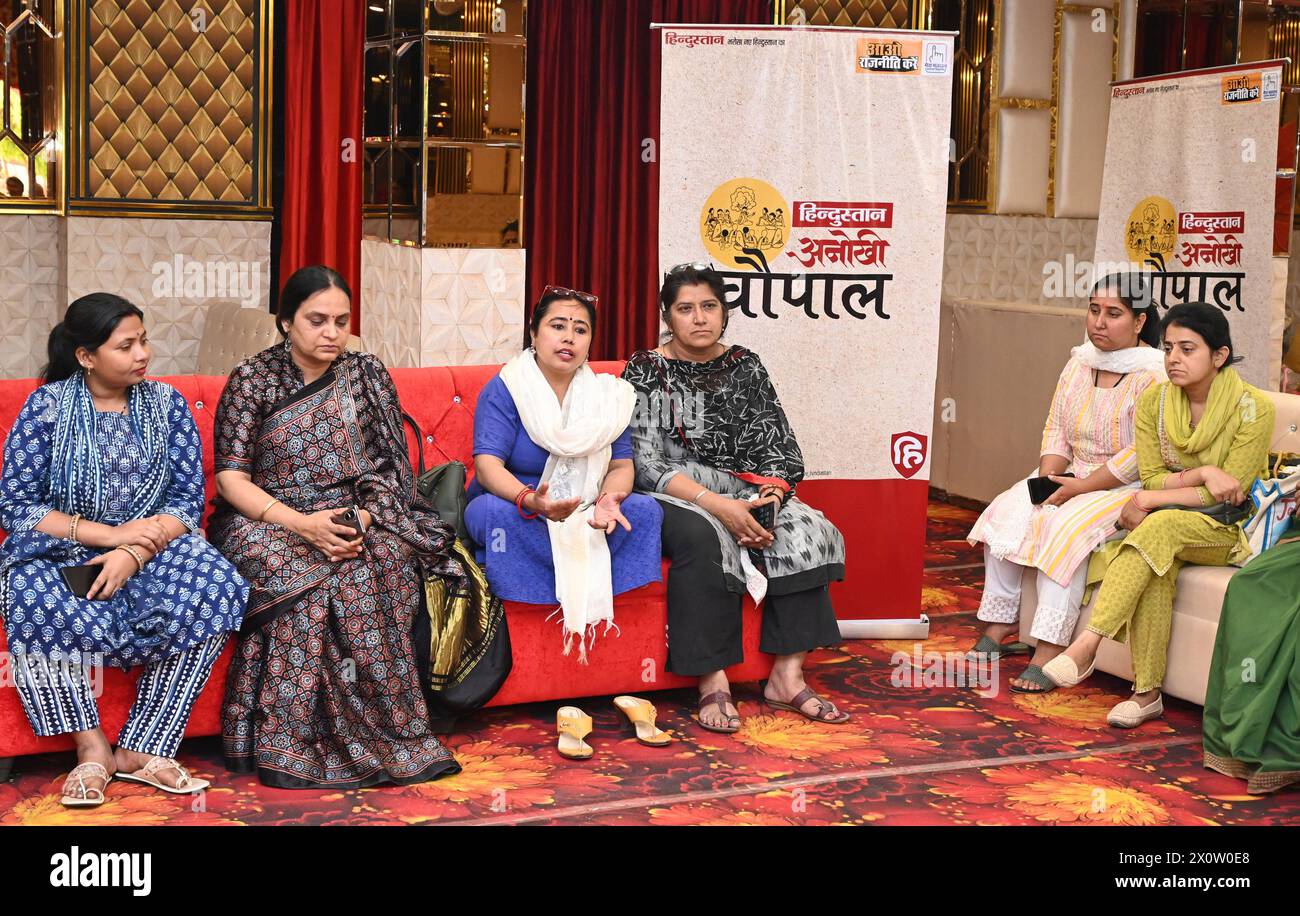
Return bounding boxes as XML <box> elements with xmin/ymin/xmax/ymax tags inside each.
<box><xmin>1019</xmin><ymin>390</ymin><xmax>1300</xmax><ymax>705</ymax></box>
<box><xmin>196</xmin><ymin>301</ymin><xmax>366</xmax><ymax>376</ymax></box>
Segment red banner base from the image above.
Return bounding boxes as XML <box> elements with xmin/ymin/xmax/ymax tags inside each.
<box><xmin>796</xmin><ymin>477</ymin><xmax>930</xmax><ymax>622</ymax></box>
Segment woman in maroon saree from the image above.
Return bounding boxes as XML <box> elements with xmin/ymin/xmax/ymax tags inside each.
<box><xmin>211</xmin><ymin>266</ymin><xmax>463</xmax><ymax>788</ymax></box>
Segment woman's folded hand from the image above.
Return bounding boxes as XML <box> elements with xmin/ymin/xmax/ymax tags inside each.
<box><xmin>113</xmin><ymin>517</ymin><xmax>169</xmax><ymax>553</ymax></box>
<box><xmin>1201</xmin><ymin>466</ymin><xmax>1245</xmax><ymax>505</ymax></box>
<box><xmin>295</xmin><ymin>509</ymin><xmax>365</xmax><ymax>561</ymax></box>
<box><xmin>706</xmin><ymin>494</ymin><xmax>774</xmax><ymax>549</ymax></box>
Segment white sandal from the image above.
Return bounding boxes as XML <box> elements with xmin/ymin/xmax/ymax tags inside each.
<box><xmin>61</xmin><ymin>761</ymin><xmax>113</xmax><ymax>808</ymax></box>
<box><xmin>1107</xmin><ymin>695</ymin><xmax>1164</xmax><ymax>728</ymax></box>
<box><xmin>115</xmin><ymin>755</ymin><xmax>209</xmax><ymax>795</ymax></box>
<box><xmin>1041</xmin><ymin>653</ymin><xmax>1096</xmax><ymax>688</ymax></box>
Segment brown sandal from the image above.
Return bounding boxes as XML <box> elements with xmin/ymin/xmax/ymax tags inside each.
<box><xmin>696</xmin><ymin>690</ymin><xmax>741</xmax><ymax>733</ymax></box>
<box><xmin>761</xmin><ymin>681</ymin><xmax>851</xmax><ymax>724</ymax></box>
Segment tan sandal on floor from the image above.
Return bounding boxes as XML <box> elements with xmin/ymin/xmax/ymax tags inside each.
<box><xmin>61</xmin><ymin>761</ymin><xmax>113</xmax><ymax>808</ymax></box>
<box><xmin>556</xmin><ymin>706</ymin><xmax>595</xmax><ymax>759</ymax></box>
<box><xmin>115</xmin><ymin>755</ymin><xmax>209</xmax><ymax>795</ymax></box>
<box><xmin>1107</xmin><ymin>695</ymin><xmax>1164</xmax><ymax>728</ymax></box>
<box><xmin>1041</xmin><ymin>653</ymin><xmax>1095</xmax><ymax>688</ymax></box>
<box><xmin>696</xmin><ymin>690</ymin><xmax>741</xmax><ymax>734</ymax></box>
<box><xmin>613</xmin><ymin>695</ymin><xmax>673</xmax><ymax>746</ymax></box>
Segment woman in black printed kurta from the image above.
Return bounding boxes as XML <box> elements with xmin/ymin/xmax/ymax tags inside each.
<box><xmin>621</xmin><ymin>264</ymin><xmax>848</xmax><ymax>734</ymax></box>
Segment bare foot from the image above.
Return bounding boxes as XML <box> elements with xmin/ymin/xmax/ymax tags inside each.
<box><xmin>114</xmin><ymin>748</ymin><xmax>193</xmax><ymax>790</ymax></box>
<box><xmin>697</xmin><ymin>672</ymin><xmax>739</xmax><ymax>730</ymax></box>
<box><xmin>1010</xmin><ymin>642</ymin><xmax>1065</xmax><ymax>692</ymax></box>
<box><xmin>64</xmin><ymin>730</ymin><xmax>115</xmax><ymax>803</ymax></box>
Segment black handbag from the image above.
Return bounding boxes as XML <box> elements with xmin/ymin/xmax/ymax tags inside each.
<box><xmin>400</xmin><ymin>412</ymin><xmax>511</xmax><ymax>722</ymax></box>
<box><xmin>402</xmin><ymin>412</ymin><xmax>469</xmax><ymax>542</ymax></box>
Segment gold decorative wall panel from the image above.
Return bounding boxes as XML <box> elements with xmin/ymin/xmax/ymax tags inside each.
<box><xmin>788</xmin><ymin>0</ymin><xmax>913</xmax><ymax>27</ymax></box>
<box><xmin>68</xmin><ymin>0</ymin><xmax>271</xmax><ymax>217</ymax></box>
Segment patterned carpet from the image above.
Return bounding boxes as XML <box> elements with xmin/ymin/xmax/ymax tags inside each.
<box><xmin>1</xmin><ymin>501</ymin><xmax>1296</xmax><ymax>826</ymax></box>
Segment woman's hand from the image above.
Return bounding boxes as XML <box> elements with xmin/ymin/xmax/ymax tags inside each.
<box><xmin>1201</xmin><ymin>466</ymin><xmax>1246</xmax><ymax>505</ymax></box>
<box><xmin>706</xmin><ymin>495</ymin><xmax>774</xmax><ymax>549</ymax></box>
<box><xmin>112</xmin><ymin>517</ymin><xmax>170</xmax><ymax>553</ymax></box>
<box><xmin>84</xmin><ymin>549</ymin><xmax>142</xmax><ymax>600</ymax></box>
<box><xmin>588</xmin><ymin>492</ymin><xmax>632</xmax><ymax>534</ymax></box>
<box><xmin>1042</xmin><ymin>474</ymin><xmax>1089</xmax><ymax>507</ymax></box>
<box><xmin>294</xmin><ymin>509</ymin><xmax>365</xmax><ymax>561</ymax></box>
<box><xmin>526</xmin><ymin>483</ymin><xmax>581</xmax><ymax>522</ymax></box>
<box><xmin>1117</xmin><ymin>493</ymin><xmax>1151</xmax><ymax>531</ymax></box>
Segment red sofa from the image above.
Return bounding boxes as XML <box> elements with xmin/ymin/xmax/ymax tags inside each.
<box><xmin>0</xmin><ymin>361</ymin><xmax>772</xmax><ymax>772</ymax></box>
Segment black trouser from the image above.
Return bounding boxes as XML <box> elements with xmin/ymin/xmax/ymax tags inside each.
<box><xmin>660</xmin><ymin>502</ymin><xmax>841</xmax><ymax>676</ymax></box>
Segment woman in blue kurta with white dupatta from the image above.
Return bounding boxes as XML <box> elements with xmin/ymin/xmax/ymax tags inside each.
<box><xmin>0</xmin><ymin>294</ymin><xmax>247</xmax><ymax>808</ymax></box>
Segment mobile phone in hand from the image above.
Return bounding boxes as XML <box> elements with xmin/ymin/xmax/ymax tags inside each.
<box><xmin>60</xmin><ymin>565</ymin><xmax>103</xmax><ymax>601</ymax></box>
<box><xmin>1026</xmin><ymin>473</ymin><xmax>1074</xmax><ymax>506</ymax></box>
<box><xmin>750</xmin><ymin>500</ymin><xmax>777</xmax><ymax>532</ymax></box>
<box><xmin>331</xmin><ymin>508</ymin><xmax>364</xmax><ymax>539</ymax></box>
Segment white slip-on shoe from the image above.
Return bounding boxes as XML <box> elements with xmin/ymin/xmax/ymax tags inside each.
<box><xmin>1107</xmin><ymin>695</ymin><xmax>1164</xmax><ymax>728</ymax></box>
<box><xmin>1041</xmin><ymin>653</ymin><xmax>1096</xmax><ymax>688</ymax></box>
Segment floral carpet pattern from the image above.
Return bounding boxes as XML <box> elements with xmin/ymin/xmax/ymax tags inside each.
<box><xmin>2</xmin><ymin>501</ymin><xmax>1296</xmax><ymax>826</ymax></box>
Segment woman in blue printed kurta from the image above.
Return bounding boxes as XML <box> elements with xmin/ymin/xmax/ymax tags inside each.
<box><xmin>0</xmin><ymin>294</ymin><xmax>247</xmax><ymax>807</ymax></box>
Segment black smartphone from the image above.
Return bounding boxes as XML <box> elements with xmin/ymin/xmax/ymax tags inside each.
<box><xmin>60</xmin><ymin>565</ymin><xmax>103</xmax><ymax>601</ymax></box>
<box><xmin>1026</xmin><ymin>473</ymin><xmax>1074</xmax><ymax>505</ymax></box>
<box><xmin>750</xmin><ymin>500</ymin><xmax>777</xmax><ymax>532</ymax></box>
<box><xmin>331</xmin><ymin>507</ymin><xmax>364</xmax><ymax>539</ymax></box>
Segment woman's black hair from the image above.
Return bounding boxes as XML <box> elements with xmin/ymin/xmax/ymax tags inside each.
<box><xmin>276</xmin><ymin>265</ymin><xmax>351</xmax><ymax>336</ymax></box>
<box><xmin>659</xmin><ymin>265</ymin><xmax>729</xmax><ymax>339</ymax></box>
<box><xmin>1090</xmin><ymin>272</ymin><xmax>1162</xmax><ymax>348</ymax></box>
<box><xmin>42</xmin><ymin>293</ymin><xmax>145</xmax><ymax>384</ymax></box>
<box><xmin>524</xmin><ymin>288</ymin><xmax>597</xmax><ymax>349</ymax></box>
<box><xmin>1161</xmin><ymin>302</ymin><xmax>1242</xmax><ymax>366</ymax></box>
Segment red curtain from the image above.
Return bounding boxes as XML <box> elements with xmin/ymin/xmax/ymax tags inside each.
<box><xmin>525</xmin><ymin>0</ymin><xmax>771</xmax><ymax>360</ymax></box>
<box><xmin>279</xmin><ymin>0</ymin><xmax>365</xmax><ymax>332</ymax></box>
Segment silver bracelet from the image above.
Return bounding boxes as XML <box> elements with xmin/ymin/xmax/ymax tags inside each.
<box><xmin>692</xmin><ymin>489</ymin><xmax>710</xmax><ymax>505</ymax></box>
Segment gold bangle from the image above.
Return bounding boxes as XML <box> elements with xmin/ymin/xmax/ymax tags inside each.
<box><xmin>69</xmin><ymin>513</ymin><xmax>81</xmax><ymax>543</ymax></box>
<box><xmin>115</xmin><ymin>544</ymin><xmax>145</xmax><ymax>574</ymax></box>
<box><xmin>259</xmin><ymin>498</ymin><xmax>280</xmax><ymax>521</ymax></box>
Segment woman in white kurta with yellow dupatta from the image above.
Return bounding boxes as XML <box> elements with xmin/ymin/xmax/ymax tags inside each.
<box><xmin>966</xmin><ymin>275</ymin><xmax>1166</xmax><ymax>693</ymax></box>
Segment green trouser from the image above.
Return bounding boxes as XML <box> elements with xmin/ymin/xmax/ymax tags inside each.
<box><xmin>1089</xmin><ymin>510</ymin><xmax>1240</xmax><ymax>694</ymax></box>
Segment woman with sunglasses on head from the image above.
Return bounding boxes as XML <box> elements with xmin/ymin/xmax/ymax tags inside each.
<box><xmin>212</xmin><ymin>265</ymin><xmax>467</xmax><ymax>788</ymax></box>
<box><xmin>0</xmin><ymin>293</ymin><xmax>248</xmax><ymax>807</ymax></box>
<box><xmin>620</xmin><ymin>264</ymin><xmax>848</xmax><ymax>733</ymax></box>
<box><xmin>464</xmin><ymin>286</ymin><xmax>663</xmax><ymax>661</ymax></box>
<box><xmin>1043</xmin><ymin>303</ymin><xmax>1273</xmax><ymax>728</ymax></box>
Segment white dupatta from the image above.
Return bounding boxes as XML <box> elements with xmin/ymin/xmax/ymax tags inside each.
<box><xmin>499</xmin><ymin>350</ymin><xmax>637</xmax><ymax>662</ymax></box>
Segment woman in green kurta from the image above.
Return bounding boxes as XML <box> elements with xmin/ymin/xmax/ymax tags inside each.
<box><xmin>1203</xmin><ymin>534</ymin><xmax>1300</xmax><ymax>794</ymax></box>
<box><xmin>1043</xmin><ymin>303</ymin><xmax>1273</xmax><ymax>728</ymax></box>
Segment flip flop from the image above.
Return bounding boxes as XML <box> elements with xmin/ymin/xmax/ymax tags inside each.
<box><xmin>60</xmin><ymin>761</ymin><xmax>113</xmax><ymax>808</ymax></box>
<box><xmin>1009</xmin><ymin>663</ymin><xmax>1056</xmax><ymax>694</ymax></box>
<box><xmin>696</xmin><ymin>690</ymin><xmax>741</xmax><ymax>734</ymax></box>
<box><xmin>965</xmin><ymin>634</ymin><xmax>1032</xmax><ymax>662</ymax></box>
<box><xmin>760</xmin><ymin>680</ymin><xmax>851</xmax><ymax>724</ymax></box>
<box><xmin>114</xmin><ymin>755</ymin><xmax>209</xmax><ymax>795</ymax></box>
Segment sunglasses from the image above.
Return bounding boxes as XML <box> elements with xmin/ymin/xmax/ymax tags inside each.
<box><xmin>664</xmin><ymin>261</ymin><xmax>716</xmax><ymax>280</ymax></box>
<box><xmin>542</xmin><ymin>285</ymin><xmax>599</xmax><ymax>307</ymax></box>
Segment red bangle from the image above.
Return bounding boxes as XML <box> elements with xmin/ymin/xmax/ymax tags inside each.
<box><xmin>515</xmin><ymin>486</ymin><xmax>539</xmax><ymax>519</ymax></box>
